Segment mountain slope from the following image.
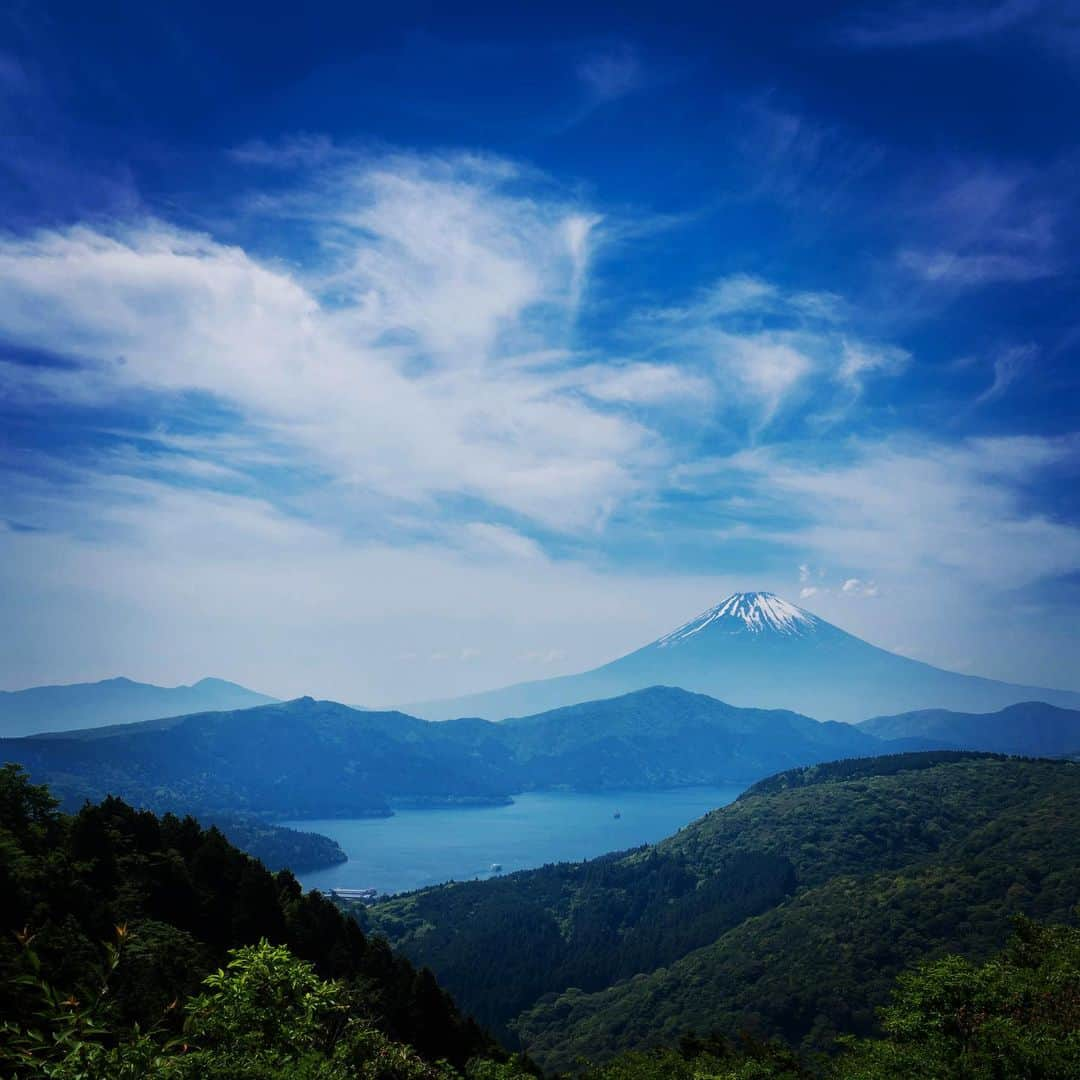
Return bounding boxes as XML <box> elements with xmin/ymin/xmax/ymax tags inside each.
<box><xmin>859</xmin><ymin>700</ymin><xmax>1080</xmax><ymax>756</ymax></box>
<box><xmin>361</xmin><ymin>755</ymin><xmax>1080</xmax><ymax>1069</ymax></box>
<box><xmin>409</xmin><ymin>592</ymin><xmax>1080</xmax><ymax>723</ymax></box>
<box><xmin>0</xmin><ymin>675</ymin><xmax>276</xmax><ymax>736</ymax></box>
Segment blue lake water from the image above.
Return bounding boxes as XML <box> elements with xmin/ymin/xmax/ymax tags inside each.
<box><xmin>284</xmin><ymin>785</ymin><xmax>745</xmax><ymax>896</ymax></box>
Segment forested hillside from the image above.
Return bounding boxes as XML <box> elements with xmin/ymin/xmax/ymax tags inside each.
<box><xmin>361</xmin><ymin>755</ymin><xmax>1080</xmax><ymax>1070</ymax></box>
<box><xmin>203</xmin><ymin>813</ymin><xmax>347</xmax><ymax>872</ymax></box>
<box><xmin>0</xmin><ymin>763</ymin><xmax>498</xmax><ymax>1072</ymax></box>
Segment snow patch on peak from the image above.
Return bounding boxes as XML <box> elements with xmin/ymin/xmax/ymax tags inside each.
<box><xmin>655</xmin><ymin>592</ymin><xmax>819</xmax><ymax>647</ymax></box>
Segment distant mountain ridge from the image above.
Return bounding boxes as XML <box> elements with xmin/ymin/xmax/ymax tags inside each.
<box><xmin>1</xmin><ymin>686</ymin><xmax>902</xmax><ymax>819</ymax></box>
<box><xmin>0</xmin><ymin>675</ymin><xmax>276</xmax><ymax>737</ymax></box>
<box><xmin>5</xmin><ymin>681</ymin><xmax>1076</xmax><ymax>825</ymax></box>
<box><xmin>498</xmin><ymin>685</ymin><xmax>883</xmax><ymax>789</ymax></box>
<box><xmin>0</xmin><ymin>696</ymin><xmax>515</xmax><ymax>817</ymax></box>
<box><xmin>859</xmin><ymin>700</ymin><xmax>1080</xmax><ymax>757</ymax></box>
<box><xmin>408</xmin><ymin>591</ymin><xmax>1080</xmax><ymax>723</ymax></box>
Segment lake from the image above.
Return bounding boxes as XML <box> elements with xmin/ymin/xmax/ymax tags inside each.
<box><xmin>285</xmin><ymin>785</ymin><xmax>745</xmax><ymax>896</ymax></box>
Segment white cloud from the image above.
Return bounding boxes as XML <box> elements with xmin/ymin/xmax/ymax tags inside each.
<box><xmin>841</xmin><ymin>577</ymin><xmax>880</xmax><ymax>597</ymax></box>
<box><xmin>636</xmin><ymin>273</ymin><xmax>907</xmax><ymax>423</ymax></box>
<box><xmin>719</xmin><ymin>434</ymin><xmax>1080</xmax><ymax>590</ymax></box>
<box><xmin>564</xmin><ymin>213</ymin><xmax>603</xmax><ymax>310</ymax></box>
<box><xmin>699</xmin><ymin>274</ymin><xmax>778</xmax><ymax>317</ymax></box>
<box><xmin>0</xmin><ymin>155</ymin><xmax>660</xmax><ymax>533</ymax></box>
<box><xmin>896</xmin><ymin>162</ymin><xmax>1065</xmax><ymax>288</ymax></box>
<box><xmin>579</xmin><ymin>362</ymin><xmax>714</xmax><ymax>406</ymax></box>
<box><xmin>464</xmin><ymin>523</ymin><xmax>545</xmax><ymax>561</ymax></box>
<box><xmin>789</xmin><ymin>290</ymin><xmax>846</xmax><ymax>321</ymax></box>
<box><xmin>839</xmin><ymin>339</ymin><xmax>910</xmax><ymax>391</ymax></box>
<box><xmin>717</xmin><ymin>335</ymin><xmax>813</xmax><ymax>421</ymax></box>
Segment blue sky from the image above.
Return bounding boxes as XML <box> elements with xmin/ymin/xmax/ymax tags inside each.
<box><xmin>1</xmin><ymin>0</ymin><xmax>1078</xmax><ymax>703</ymax></box>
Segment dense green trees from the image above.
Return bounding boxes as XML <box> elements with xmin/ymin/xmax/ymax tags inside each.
<box><xmin>202</xmin><ymin>813</ymin><xmax>347</xmax><ymax>872</ymax></box>
<box><xmin>0</xmin><ymin>764</ymin><xmax>497</xmax><ymax>1072</ymax></box>
<box><xmin>834</xmin><ymin>916</ymin><xmax>1080</xmax><ymax>1078</ymax></box>
<box><xmin>1</xmin><ymin>934</ymin><xmax>537</xmax><ymax>1079</ymax></box>
<box><xmin>3</xmin><ymin>917</ymin><xmax>1076</xmax><ymax>1079</ymax></box>
<box><xmin>360</xmin><ymin>851</ymin><xmax>795</xmax><ymax>1037</ymax></box>
<box><xmin>559</xmin><ymin>916</ymin><xmax>1080</xmax><ymax>1078</ymax></box>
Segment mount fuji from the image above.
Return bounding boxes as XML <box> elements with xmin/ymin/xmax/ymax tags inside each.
<box><xmin>410</xmin><ymin>592</ymin><xmax>1080</xmax><ymax>723</ymax></box>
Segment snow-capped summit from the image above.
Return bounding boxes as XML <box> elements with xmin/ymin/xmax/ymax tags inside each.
<box><xmin>655</xmin><ymin>592</ymin><xmax>819</xmax><ymax>646</ymax></box>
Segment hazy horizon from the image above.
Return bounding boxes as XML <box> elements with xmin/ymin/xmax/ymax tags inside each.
<box><xmin>5</xmin><ymin>587</ymin><xmax>1080</xmax><ymax>706</ymax></box>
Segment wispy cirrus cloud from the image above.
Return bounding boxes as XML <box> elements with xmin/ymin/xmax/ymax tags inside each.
<box><xmin>838</xmin><ymin>341</ymin><xmax>910</xmax><ymax>392</ymax></box>
<box><xmin>635</xmin><ymin>273</ymin><xmax>909</xmax><ymax>426</ymax></box>
<box><xmin>976</xmin><ymin>343</ymin><xmax>1039</xmax><ymax>404</ymax></box>
<box><xmin>898</xmin><ymin>248</ymin><xmax>1058</xmax><ymax>285</ymax></box>
<box><xmin>839</xmin><ymin>0</ymin><xmax>1045</xmax><ymax>48</ymax></box>
<box><xmin>2</xmin><ymin>122</ymin><xmax>1075</xmax><ymax>697</ymax></box>
<box><xmin>576</xmin><ymin>43</ymin><xmax>646</xmax><ymax>104</ymax></box>
<box><xmin>735</xmin><ymin>96</ymin><xmax>887</xmax><ymax>215</ymax></box>
<box><xmin>896</xmin><ymin>162</ymin><xmax>1070</xmax><ymax>288</ymax></box>
<box><xmin>0</xmin><ymin>152</ymin><xmax>662</xmax><ymax>534</ymax></box>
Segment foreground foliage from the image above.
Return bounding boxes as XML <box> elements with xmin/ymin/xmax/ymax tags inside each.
<box><xmin>2</xmin><ymin>916</ymin><xmax>1076</xmax><ymax>1079</ymax></box>
<box><xmin>0</xmin><ymin>764</ymin><xmax>497</xmax><ymax>1071</ymax></box>
<box><xmin>1</xmin><ymin>934</ymin><xmax>536</xmax><ymax>1079</ymax></box>
<box><xmin>835</xmin><ymin>916</ymin><xmax>1080</xmax><ymax>1078</ymax></box>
